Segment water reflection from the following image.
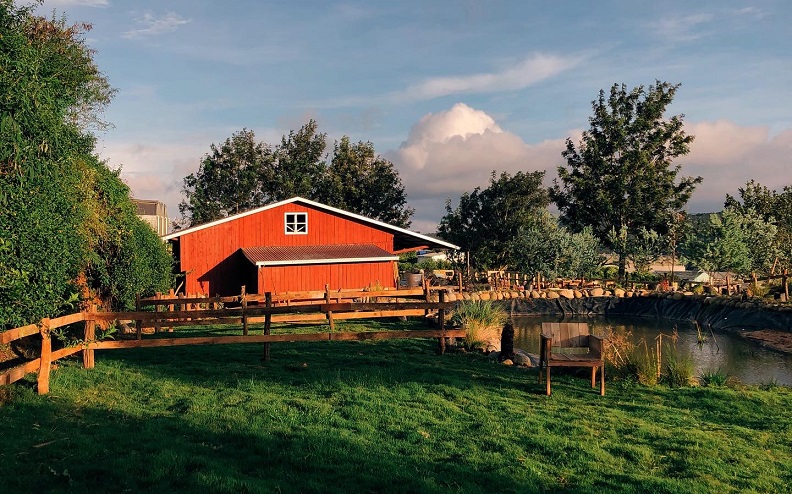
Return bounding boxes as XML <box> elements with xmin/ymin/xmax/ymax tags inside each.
<box><xmin>512</xmin><ymin>315</ymin><xmax>792</xmax><ymax>386</ymax></box>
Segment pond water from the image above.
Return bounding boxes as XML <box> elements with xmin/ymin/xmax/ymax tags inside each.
<box><xmin>512</xmin><ymin>315</ymin><xmax>792</xmax><ymax>386</ymax></box>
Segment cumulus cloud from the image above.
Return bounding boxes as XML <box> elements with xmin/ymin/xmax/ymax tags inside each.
<box><xmin>388</xmin><ymin>103</ymin><xmax>567</xmax><ymax>229</ymax></box>
<box><xmin>122</xmin><ymin>12</ymin><xmax>190</xmax><ymax>39</ymax></box>
<box><xmin>681</xmin><ymin>121</ymin><xmax>792</xmax><ymax>212</ymax></box>
<box><xmin>398</xmin><ymin>53</ymin><xmax>581</xmax><ymax>101</ymax></box>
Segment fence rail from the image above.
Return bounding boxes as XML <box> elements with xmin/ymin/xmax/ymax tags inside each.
<box><xmin>0</xmin><ymin>287</ymin><xmax>458</xmax><ymax>394</ymax></box>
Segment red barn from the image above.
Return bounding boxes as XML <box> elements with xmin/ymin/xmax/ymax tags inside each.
<box><xmin>164</xmin><ymin>197</ymin><xmax>458</xmax><ymax>295</ymax></box>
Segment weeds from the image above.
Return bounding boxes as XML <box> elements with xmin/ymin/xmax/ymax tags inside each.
<box><xmin>449</xmin><ymin>299</ymin><xmax>506</xmax><ymax>348</ymax></box>
<box><xmin>699</xmin><ymin>368</ymin><xmax>730</xmax><ymax>387</ymax></box>
<box><xmin>663</xmin><ymin>342</ymin><xmax>696</xmax><ymax>387</ymax></box>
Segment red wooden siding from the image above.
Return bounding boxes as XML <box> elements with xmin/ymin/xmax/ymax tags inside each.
<box><xmin>178</xmin><ymin>203</ymin><xmax>395</xmax><ymax>295</ymax></box>
<box><xmin>257</xmin><ymin>261</ymin><xmax>396</xmax><ymax>293</ymax></box>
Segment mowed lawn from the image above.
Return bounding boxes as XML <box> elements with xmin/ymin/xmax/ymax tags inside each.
<box><xmin>1</xmin><ymin>320</ymin><xmax>791</xmax><ymax>493</ymax></box>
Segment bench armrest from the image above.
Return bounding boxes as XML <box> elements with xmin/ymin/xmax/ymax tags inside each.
<box><xmin>589</xmin><ymin>334</ymin><xmax>606</xmax><ymax>357</ymax></box>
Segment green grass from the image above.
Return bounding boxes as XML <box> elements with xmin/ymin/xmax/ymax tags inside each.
<box><xmin>1</xmin><ymin>320</ymin><xmax>791</xmax><ymax>493</ymax></box>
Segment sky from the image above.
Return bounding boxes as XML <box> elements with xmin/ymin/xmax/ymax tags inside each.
<box><xmin>37</xmin><ymin>0</ymin><xmax>792</xmax><ymax>233</ymax></box>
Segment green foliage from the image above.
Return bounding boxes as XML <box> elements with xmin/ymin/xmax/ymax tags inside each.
<box><xmin>681</xmin><ymin>207</ymin><xmax>777</xmax><ymax>277</ymax></box>
<box><xmin>415</xmin><ymin>258</ymin><xmax>451</xmax><ymax>272</ymax></box>
<box><xmin>608</xmin><ymin>226</ymin><xmax>665</xmax><ymax>276</ymax></box>
<box><xmin>662</xmin><ymin>343</ymin><xmax>696</xmax><ymax>387</ymax></box>
<box><xmin>0</xmin><ymin>4</ymin><xmax>172</xmax><ymax>327</ymax></box>
<box><xmin>449</xmin><ymin>299</ymin><xmax>507</xmax><ymax>347</ymax></box>
<box><xmin>178</xmin><ymin>122</ymin><xmax>414</xmax><ymax>228</ymax></box>
<box><xmin>510</xmin><ymin>210</ymin><xmax>602</xmax><ymax>279</ymax></box>
<box><xmin>397</xmin><ymin>251</ymin><xmax>418</xmax><ymax>273</ymax></box>
<box><xmin>725</xmin><ymin>180</ymin><xmax>792</xmax><ymax>273</ymax></box>
<box><xmin>699</xmin><ymin>368</ymin><xmax>730</xmax><ymax>387</ymax></box>
<box><xmin>322</xmin><ymin>136</ymin><xmax>413</xmax><ymax>228</ymax></box>
<box><xmin>552</xmin><ymin>81</ymin><xmax>701</xmax><ymax>280</ymax></box>
<box><xmin>438</xmin><ymin>170</ymin><xmax>549</xmax><ymax>270</ymax></box>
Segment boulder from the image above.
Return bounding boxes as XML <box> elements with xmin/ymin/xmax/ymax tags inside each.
<box><xmin>560</xmin><ymin>289</ymin><xmax>575</xmax><ymax>299</ymax></box>
<box><xmin>546</xmin><ymin>291</ymin><xmax>560</xmax><ymax>299</ymax></box>
<box><xmin>590</xmin><ymin>287</ymin><xmax>605</xmax><ymax>297</ymax></box>
<box><xmin>574</xmin><ymin>290</ymin><xmax>583</xmax><ymax>299</ymax></box>
<box><xmin>530</xmin><ymin>290</ymin><xmax>541</xmax><ymax>299</ymax></box>
<box><xmin>501</xmin><ymin>359</ymin><xmax>514</xmax><ymax>366</ymax></box>
<box><xmin>613</xmin><ymin>288</ymin><xmax>626</xmax><ymax>298</ymax></box>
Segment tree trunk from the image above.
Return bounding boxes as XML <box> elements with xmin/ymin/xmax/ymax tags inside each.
<box><xmin>618</xmin><ymin>254</ymin><xmax>627</xmax><ymax>283</ymax></box>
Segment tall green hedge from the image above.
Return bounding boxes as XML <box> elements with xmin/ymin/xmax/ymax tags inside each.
<box><xmin>0</xmin><ymin>3</ymin><xmax>172</xmax><ymax>328</ymax></box>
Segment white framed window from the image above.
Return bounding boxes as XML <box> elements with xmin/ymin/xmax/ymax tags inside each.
<box><xmin>285</xmin><ymin>212</ymin><xmax>308</xmax><ymax>234</ymax></box>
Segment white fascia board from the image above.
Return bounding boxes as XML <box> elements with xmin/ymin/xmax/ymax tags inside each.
<box><xmin>255</xmin><ymin>255</ymin><xmax>399</xmax><ymax>267</ymax></box>
<box><xmin>163</xmin><ymin>197</ymin><xmax>460</xmax><ymax>250</ymax></box>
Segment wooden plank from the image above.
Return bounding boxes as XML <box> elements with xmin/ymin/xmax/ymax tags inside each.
<box><xmin>263</xmin><ymin>292</ymin><xmax>272</xmax><ymax>362</ymax></box>
<box><xmin>139</xmin><ymin>295</ymin><xmax>239</xmax><ymax>306</ymax></box>
<box><xmin>0</xmin><ymin>359</ymin><xmax>41</xmax><ymax>386</ymax></box>
<box><xmin>0</xmin><ymin>323</ymin><xmax>39</xmax><ymax>344</ymax></box>
<box><xmin>49</xmin><ymin>312</ymin><xmax>85</xmax><ymax>329</ymax></box>
<box><xmin>90</xmin><ymin>329</ymin><xmax>469</xmax><ymax>349</ymax></box>
<box><xmin>51</xmin><ymin>345</ymin><xmax>83</xmax><ymax>361</ymax></box>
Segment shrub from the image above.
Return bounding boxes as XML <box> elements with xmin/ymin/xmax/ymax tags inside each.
<box><xmin>662</xmin><ymin>343</ymin><xmax>696</xmax><ymax>387</ymax></box>
<box><xmin>450</xmin><ymin>299</ymin><xmax>506</xmax><ymax>349</ymax></box>
<box><xmin>699</xmin><ymin>368</ymin><xmax>730</xmax><ymax>387</ymax></box>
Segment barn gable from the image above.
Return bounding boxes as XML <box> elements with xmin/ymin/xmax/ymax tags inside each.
<box><xmin>165</xmin><ymin>197</ymin><xmax>457</xmax><ymax>295</ymax></box>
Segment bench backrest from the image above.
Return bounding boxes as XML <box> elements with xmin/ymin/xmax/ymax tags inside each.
<box><xmin>541</xmin><ymin>322</ymin><xmax>590</xmax><ymax>348</ymax></box>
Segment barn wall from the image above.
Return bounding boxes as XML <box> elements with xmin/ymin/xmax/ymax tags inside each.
<box><xmin>178</xmin><ymin>203</ymin><xmax>394</xmax><ymax>295</ymax></box>
<box><xmin>258</xmin><ymin>261</ymin><xmax>396</xmax><ymax>293</ymax></box>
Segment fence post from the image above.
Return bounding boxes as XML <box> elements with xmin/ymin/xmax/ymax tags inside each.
<box><xmin>167</xmin><ymin>288</ymin><xmax>175</xmax><ymax>332</ymax></box>
<box><xmin>437</xmin><ymin>291</ymin><xmax>446</xmax><ymax>355</ymax></box>
<box><xmin>83</xmin><ymin>305</ymin><xmax>95</xmax><ymax>369</ymax></box>
<box><xmin>154</xmin><ymin>292</ymin><xmax>162</xmax><ymax>333</ymax></box>
<box><xmin>241</xmin><ymin>285</ymin><xmax>249</xmax><ymax>336</ymax></box>
<box><xmin>263</xmin><ymin>292</ymin><xmax>272</xmax><ymax>361</ymax></box>
<box><xmin>325</xmin><ymin>284</ymin><xmax>335</xmax><ymax>332</ymax></box>
<box><xmin>37</xmin><ymin>318</ymin><xmax>52</xmax><ymax>395</ymax></box>
<box><xmin>784</xmin><ymin>269</ymin><xmax>789</xmax><ymax>301</ymax></box>
<box><xmin>135</xmin><ymin>293</ymin><xmax>142</xmax><ymax>340</ymax></box>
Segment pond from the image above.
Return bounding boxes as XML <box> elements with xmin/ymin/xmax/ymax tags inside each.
<box><xmin>512</xmin><ymin>315</ymin><xmax>792</xmax><ymax>386</ymax></box>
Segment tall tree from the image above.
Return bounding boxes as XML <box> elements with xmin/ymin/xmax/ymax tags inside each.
<box><xmin>178</xmin><ymin>129</ymin><xmax>274</xmax><ymax>227</ymax></box>
<box><xmin>724</xmin><ymin>180</ymin><xmax>792</xmax><ymax>273</ymax></box>
<box><xmin>551</xmin><ymin>81</ymin><xmax>701</xmax><ymax>280</ymax></box>
<box><xmin>177</xmin><ymin>122</ymin><xmax>414</xmax><ymax>228</ymax></box>
<box><xmin>271</xmin><ymin>119</ymin><xmax>327</xmax><ymax>200</ymax></box>
<box><xmin>321</xmin><ymin>136</ymin><xmax>413</xmax><ymax>227</ymax></box>
<box><xmin>438</xmin><ymin>171</ymin><xmax>549</xmax><ymax>270</ymax></box>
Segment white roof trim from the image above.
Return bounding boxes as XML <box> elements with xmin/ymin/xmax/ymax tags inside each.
<box><xmin>164</xmin><ymin>196</ymin><xmax>460</xmax><ymax>250</ymax></box>
<box><xmin>255</xmin><ymin>255</ymin><xmax>399</xmax><ymax>267</ymax></box>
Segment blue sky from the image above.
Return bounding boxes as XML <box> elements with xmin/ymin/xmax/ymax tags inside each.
<box><xmin>39</xmin><ymin>0</ymin><xmax>792</xmax><ymax>232</ymax></box>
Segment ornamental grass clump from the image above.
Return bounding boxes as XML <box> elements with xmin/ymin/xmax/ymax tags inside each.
<box><xmin>450</xmin><ymin>299</ymin><xmax>507</xmax><ymax>349</ymax></box>
<box><xmin>699</xmin><ymin>368</ymin><xmax>731</xmax><ymax>387</ymax></box>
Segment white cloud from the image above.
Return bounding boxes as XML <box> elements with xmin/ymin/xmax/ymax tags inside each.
<box><xmin>681</xmin><ymin>121</ymin><xmax>792</xmax><ymax>212</ymax></box>
<box><xmin>653</xmin><ymin>13</ymin><xmax>714</xmax><ymax>41</ymax></box>
<box><xmin>122</xmin><ymin>12</ymin><xmax>190</xmax><ymax>39</ymax></box>
<box><xmin>388</xmin><ymin>103</ymin><xmax>567</xmax><ymax>229</ymax></box>
<box><xmin>397</xmin><ymin>53</ymin><xmax>581</xmax><ymax>101</ymax></box>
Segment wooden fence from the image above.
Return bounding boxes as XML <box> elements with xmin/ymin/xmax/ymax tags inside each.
<box><xmin>0</xmin><ymin>287</ymin><xmax>461</xmax><ymax>395</ymax></box>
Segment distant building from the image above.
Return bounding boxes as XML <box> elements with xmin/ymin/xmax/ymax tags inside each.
<box><xmin>132</xmin><ymin>199</ymin><xmax>169</xmax><ymax>236</ymax></box>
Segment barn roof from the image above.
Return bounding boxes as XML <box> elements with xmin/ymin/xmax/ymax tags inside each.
<box><xmin>163</xmin><ymin>197</ymin><xmax>459</xmax><ymax>251</ymax></box>
<box><xmin>241</xmin><ymin>244</ymin><xmax>398</xmax><ymax>266</ymax></box>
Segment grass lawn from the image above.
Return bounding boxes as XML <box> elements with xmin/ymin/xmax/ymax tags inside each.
<box><xmin>1</xmin><ymin>319</ymin><xmax>791</xmax><ymax>493</ymax></box>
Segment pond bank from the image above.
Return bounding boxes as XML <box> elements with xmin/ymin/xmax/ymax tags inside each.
<box><xmin>492</xmin><ymin>293</ymin><xmax>792</xmax><ymax>353</ymax></box>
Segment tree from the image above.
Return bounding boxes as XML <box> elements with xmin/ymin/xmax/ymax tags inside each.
<box><xmin>0</xmin><ymin>4</ymin><xmax>171</xmax><ymax>327</ymax></box>
<box><xmin>681</xmin><ymin>207</ymin><xmax>777</xmax><ymax>279</ymax></box>
<box><xmin>724</xmin><ymin>180</ymin><xmax>792</xmax><ymax>273</ymax></box>
<box><xmin>271</xmin><ymin>120</ymin><xmax>327</xmax><ymax>200</ymax></box>
<box><xmin>551</xmin><ymin>81</ymin><xmax>701</xmax><ymax>281</ymax></box>
<box><xmin>509</xmin><ymin>211</ymin><xmax>602</xmax><ymax>280</ymax></box>
<box><xmin>178</xmin><ymin>129</ymin><xmax>274</xmax><ymax>227</ymax></box>
<box><xmin>321</xmin><ymin>136</ymin><xmax>413</xmax><ymax>227</ymax></box>
<box><xmin>178</xmin><ymin>122</ymin><xmax>414</xmax><ymax>228</ymax></box>
<box><xmin>438</xmin><ymin>171</ymin><xmax>549</xmax><ymax>270</ymax></box>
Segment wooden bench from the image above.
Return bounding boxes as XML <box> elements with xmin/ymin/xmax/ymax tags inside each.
<box><xmin>539</xmin><ymin>322</ymin><xmax>606</xmax><ymax>396</ymax></box>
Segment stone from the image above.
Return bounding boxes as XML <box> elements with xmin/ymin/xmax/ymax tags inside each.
<box><xmin>471</xmin><ymin>292</ymin><xmax>480</xmax><ymax>301</ymax></box>
<box><xmin>574</xmin><ymin>290</ymin><xmax>583</xmax><ymax>299</ymax></box>
<box><xmin>530</xmin><ymin>290</ymin><xmax>541</xmax><ymax>299</ymax></box>
<box><xmin>478</xmin><ymin>291</ymin><xmax>490</xmax><ymax>301</ymax></box>
<box><xmin>590</xmin><ymin>287</ymin><xmax>605</xmax><ymax>297</ymax></box>
<box><xmin>613</xmin><ymin>288</ymin><xmax>625</xmax><ymax>298</ymax></box>
<box><xmin>546</xmin><ymin>291</ymin><xmax>560</xmax><ymax>299</ymax></box>
<box><xmin>603</xmin><ymin>290</ymin><xmax>612</xmax><ymax>297</ymax></box>
<box><xmin>501</xmin><ymin>359</ymin><xmax>514</xmax><ymax>366</ymax></box>
<box><xmin>560</xmin><ymin>289</ymin><xmax>575</xmax><ymax>299</ymax></box>
<box><xmin>625</xmin><ymin>291</ymin><xmax>634</xmax><ymax>298</ymax></box>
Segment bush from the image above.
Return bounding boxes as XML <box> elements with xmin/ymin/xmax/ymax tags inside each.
<box><xmin>450</xmin><ymin>299</ymin><xmax>507</xmax><ymax>349</ymax></box>
<box><xmin>662</xmin><ymin>343</ymin><xmax>696</xmax><ymax>387</ymax></box>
